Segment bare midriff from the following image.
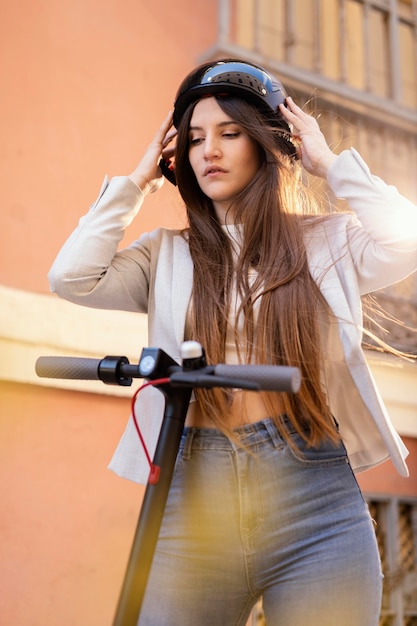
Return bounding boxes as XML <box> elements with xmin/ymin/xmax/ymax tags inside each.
<box><xmin>185</xmin><ymin>390</ymin><xmax>286</xmax><ymax>429</ymax></box>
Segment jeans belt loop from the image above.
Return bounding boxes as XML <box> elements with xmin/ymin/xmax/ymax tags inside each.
<box><xmin>182</xmin><ymin>427</ymin><xmax>197</xmax><ymax>461</ymax></box>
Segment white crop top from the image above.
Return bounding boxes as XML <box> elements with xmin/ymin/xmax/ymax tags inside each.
<box><xmin>184</xmin><ymin>223</ymin><xmax>258</xmax><ymax>366</ymax></box>
<box><xmin>222</xmin><ymin>224</ymin><xmax>259</xmax><ymax>365</ymax></box>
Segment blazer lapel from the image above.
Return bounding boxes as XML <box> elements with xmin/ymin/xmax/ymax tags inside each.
<box><xmin>171</xmin><ymin>234</ymin><xmax>193</xmax><ymax>347</ymax></box>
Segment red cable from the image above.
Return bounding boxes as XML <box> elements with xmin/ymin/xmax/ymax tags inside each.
<box><xmin>130</xmin><ymin>378</ymin><xmax>170</xmax><ymax>484</ymax></box>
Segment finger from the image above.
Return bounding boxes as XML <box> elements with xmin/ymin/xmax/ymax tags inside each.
<box><xmin>153</xmin><ymin>111</ymin><xmax>174</xmax><ymax>145</ymax></box>
<box><xmin>285</xmin><ymin>97</ymin><xmax>312</xmax><ymax>119</ymax></box>
<box><xmin>162</xmin><ymin>127</ymin><xmax>177</xmax><ymax>148</ymax></box>
<box><xmin>280</xmin><ymin>99</ymin><xmax>314</xmax><ymax>129</ymax></box>
<box><xmin>162</xmin><ymin>145</ymin><xmax>176</xmax><ymax>160</ymax></box>
<box><xmin>279</xmin><ymin>104</ymin><xmax>302</xmax><ymax>135</ymax></box>
<box><xmin>279</xmin><ymin>101</ymin><xmax>300</xmax><ymax>127</ymax></box>
<box><xmin>285</xmin><ymin>96</ymin><xmax>302</xmax><ymax>112</ymax></box>
<box><xmin>161</xmin><ymin>109</ymin><xmax>173</xmax><ymax>129</ymax></box>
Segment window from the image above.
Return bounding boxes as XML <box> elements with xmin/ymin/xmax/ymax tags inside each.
<box><xmin>229</xmin><ymin>0</ymin><xmax>417</xmax><ymax>110</ymax></box>
<box><xmin>399</xmin><ymin>14</ymin><xmax>417</xmax><ymax>108</ymax></box>
<box><xmin>368</xmin><ymin>498</ymin><xmax>417</xmax><ymax>625</ymax></box>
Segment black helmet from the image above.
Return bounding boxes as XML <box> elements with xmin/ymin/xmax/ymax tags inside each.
<box><xmin>173</xmin><ymin>59</ymin><xmax>289</xmax><ymax>130</ymax></box>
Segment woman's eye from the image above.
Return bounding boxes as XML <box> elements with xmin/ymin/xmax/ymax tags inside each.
<box><xmin>223</xmin><ymin>132</ymin><xmax>240</xmax><ymax>139</ymax></box>
<box><xmin>189</xmin><ymin>137</ymin><xmax>204</xmax><ymax>146</ymax></box>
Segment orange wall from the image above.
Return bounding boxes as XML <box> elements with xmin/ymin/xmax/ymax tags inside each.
<box><xmin>1</xmin><ymin>382</ymin><xmax>143</xmax><ymax>625</ymax></box>
<box><xmin>0</xmin><ymin>0</ymin><xmax>215</xmax><ymax>294</ymax></box>
<box><xmin>357</xmin><ymin>437</ymin><xmax>417</xmax><ymax>498</ymax></box>
<box><xmin>0</xmin><ymin>2</ymin><xmax>217</xmax><ymax>624</ymax></box>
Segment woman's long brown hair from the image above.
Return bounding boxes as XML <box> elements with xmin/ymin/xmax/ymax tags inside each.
<box><xmin>175</xmin><ymin>96</ymin><xmax>339</xmax><ymax>446</ymax></box>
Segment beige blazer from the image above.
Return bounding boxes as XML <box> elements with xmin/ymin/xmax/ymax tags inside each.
<box><xmin>49</xmin><ymin>149</ymin><xmax>417</xmax><ymax>484</ymax></box>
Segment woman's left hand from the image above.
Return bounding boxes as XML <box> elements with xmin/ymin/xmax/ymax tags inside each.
<box><xmin>279</xmin><ymin>97</ymin><xmax>338</xmax><ymax>178</ymax></box>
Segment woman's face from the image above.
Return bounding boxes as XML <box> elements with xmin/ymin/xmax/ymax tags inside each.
<box><xmin>188</xmin><ymin>97</ymin><xmax>261</xmax><ymax>223</ymax></box>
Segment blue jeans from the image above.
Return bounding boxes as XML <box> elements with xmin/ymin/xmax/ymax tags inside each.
<box><xmin>139</xmin><ymin>418</ymin><xmax>383</xmax><ymax>625</ymax></box>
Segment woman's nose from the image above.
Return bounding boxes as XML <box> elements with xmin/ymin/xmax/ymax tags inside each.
<box><xmin>203</xmin><ymin>134</ymin><xmax>221</xmax><ymax>159</ymax></box>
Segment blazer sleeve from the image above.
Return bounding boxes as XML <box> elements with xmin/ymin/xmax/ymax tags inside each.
<box><xmin>326</xmin><ymin>149</ymin><xmax>417</xmax><ymax>294</ymax></box>
<box><xmin>48</xmin><ymin>176</ymin><xmax>153</xmax><ymax>312</ymax></box>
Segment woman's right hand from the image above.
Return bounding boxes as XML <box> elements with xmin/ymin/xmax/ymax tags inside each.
<box><xmin>128</xmin><ymin>111</ymin><xmax>177</xmax><ymax>195</ymax></box>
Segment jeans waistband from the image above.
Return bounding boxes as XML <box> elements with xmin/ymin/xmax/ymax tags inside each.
<box><xmin>180</xmin><ymin>416</ymin><xmax>305</xmax><ymax>457</ymax></box>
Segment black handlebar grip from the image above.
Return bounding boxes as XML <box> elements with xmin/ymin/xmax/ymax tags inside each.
<box><xmin>35</xmin><ymin>356</ymin><xmax>101</xmax><ymax>380</ymax></box>
<box><xmin>214</xmin><ymin>364</ymin><xmax>301</xmax><ymax>393</ymax></box>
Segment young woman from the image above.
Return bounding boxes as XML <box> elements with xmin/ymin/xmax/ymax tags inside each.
<box><xmin>48</xmin><ymin>59</ymin><xmax>417</xmax><ymax>625</ymax></box>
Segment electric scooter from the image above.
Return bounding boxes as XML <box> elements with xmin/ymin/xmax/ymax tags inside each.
<box><xmin>36</xmin><ymin>341</ymin><xmax>301</xmax><ymax>626</ymax></box>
